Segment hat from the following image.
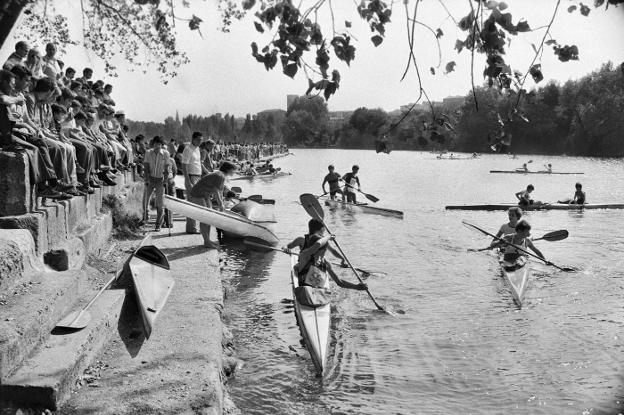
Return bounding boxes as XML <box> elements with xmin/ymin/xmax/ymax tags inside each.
<box><xmin>114</xmin><ymin>110</ymin><xmax>125</xmax><ymax>116</ymax></box>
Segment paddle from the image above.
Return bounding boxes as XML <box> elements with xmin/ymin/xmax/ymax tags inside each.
<box><xmin>339</xmin><ymin>179</ymin><xmax>379</xmax><ymax>203</ymax></box>
<box><xmin>243</xmin><ymin>240</ymin><xmax>387</xmax><ymax>277</ymax></box>
<box><xmin>299</xmin><ymin>193</ymin><xmax>387</xmax><ymax>311</ymax></box>
<box><xmin>469</xmin><ymin>229</ymin><xmax>569</xmax><ymax>252</ymax></box>
<box><xmin>463</xmin><ymin>221</ymin><xmax>576</xmax><ymax>272</ymax></box>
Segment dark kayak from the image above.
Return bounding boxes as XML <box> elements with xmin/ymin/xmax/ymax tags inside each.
<box><xmin>445</xmin><ymin>203</ymin><xmax>624</xmax><ymax>211</ymax></box>
<box><xmin>489</xmin><ymin>170</ymin><xmax>585</xmax><ymax>175</ymax></box>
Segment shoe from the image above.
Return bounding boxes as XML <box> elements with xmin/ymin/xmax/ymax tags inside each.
<box><xmin>98</xmin><ymin>172</ymin><xmax>117</xmax><ymax>186</ymax></box>
<box><xmin>79</xmin><ymin>184</ymin><xmax>95</xmax><ymax>194</ymax></box>
<box><xmin>64</xmin><ymin>186</ymin><xmax>85</xmax><ymax>196</ymax></box>
<box><xmin>154</xmin><ymin>226</ymin><xmax>161</xmax><ymax>232</ymax></box>
<box><xmin>39</xmin><ymin>187</ymin><xmax>72</xmax><ymax>200</ymax></box>
<box><xmin>110</xmin><ymin>168</ymin><xmax>118</xmax><ymax>174</ymax></box>
<box><xmin>89</xmin><ymin>179</ymin><xmax>101</xmax><ymax>189</ymax></box>
<box><xmin>75</xmin><ymin>165</ymin><xmax>86</xmax><ymax>175</ymax></box>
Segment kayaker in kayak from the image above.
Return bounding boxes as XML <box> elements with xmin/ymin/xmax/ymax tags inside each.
<box><xmin>558</xmin><ymin>182</ymin><xmax>586</xmax><ymax>205</ymax></box>
<box><xmin>341</xmin><ymin>165</ymin><xmax>361</xmax><ymax>204</ymax></box>
<box><xmin>188</xmin><ymin>161</ymin><xmax>237</xmax><ymax>249</ymax></box>
<box><xmin>285</xmin><ymin>219</ymin><xmax>367</xmax><ymax>294</ymax></box>
<box><xmin>492</xmin><ymin>220</ymin><xmax>545</xmax><ymax>262</ymax></box>
<box><xmin>543</xmin><ymin>163</ymin><xmax>553</xmax><ymax>173</ymax></box>
<box><xmin>516</xmin><ymin>163</ymin><xmax>529</xmax><ymax>172</ymax></box>
<box><xmin>515</xmin><ymin>184</ymin><xmax>535</xmax><ymax>208</ymax></box>
<box><xmin>322</xmin><ymin>165</ymin><xmax>342</xmax><ymax>200</ymax></box>
<box><xmin>492</xmin><ymin>207</ymin><xmax>523</xmax><ymax>242</ymax></box>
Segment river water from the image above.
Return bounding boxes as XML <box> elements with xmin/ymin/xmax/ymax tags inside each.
<box><xmin>219</xmin><ymin>149</ymin><xmax>624</xmax><ymax>415</ymax></box>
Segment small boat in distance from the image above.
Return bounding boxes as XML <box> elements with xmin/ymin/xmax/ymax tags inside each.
<box><xmin>490</xmin><ymin>170</ymin><xmax>584</xmax><ymax>175</ymax></box>
<box><xmin>445</xmin><ymin>203</ymin><xmax>624</xmax><ymax>211</ymax></box>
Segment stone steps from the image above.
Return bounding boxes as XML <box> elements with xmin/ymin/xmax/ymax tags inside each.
<box><xmin>0</xmin><ymin>289</ymin><xmax>126</xmax><ymax>410</ymax></box>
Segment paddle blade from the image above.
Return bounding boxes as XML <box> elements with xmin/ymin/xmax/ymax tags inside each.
<box><xmin>364</xmin><ymin>193</ymin><xmax>380</xmax><ymax>203</ymax></box>
<box><xmin>299</xmin><ymin>193</ymin><xmax>325</xmax><ymax>221</ymax></box>
<box><xmin>56</xmin><ymin>310</ymin><xmax>91</xmax><ymax>329</ymax></box>
<box><xmin>540</xmin><ymin>230</ymin><xmax>569</xmax><ymax>242</ymax></box>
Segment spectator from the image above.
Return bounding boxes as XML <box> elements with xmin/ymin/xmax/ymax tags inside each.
<box><xmin>133</xmin><ymin>134</ymin><xmax>147</xmax><ymax>175</ymax></box>
<box><xmin>62</xmin><ymin>67</ymin><xmax>76</xmax><ymax>86</ymax></box>
<box><xmin>142</xmin><ymin>136</ymin><xmax>170</xmax><ymax>231</ymax></box>
<box><xmin>200</xmin><ymin>139</ymin><xmax>215</xmax><ymax>174</ymax></box>
<box><xmin>167</xmin><ymin>138</ymin><xmax>177</xmax><ymax>157</ymax></box>
<box><xmin>76</xmin><ymin>67</ymin><xmax>93</xmax><ymax>84</ymax></box>
<box><xmin>3</xmin><ymin>41</ymin><xmax>29</xmax><ymax>70</ymax></box>
<box><xmin>163</xmin><ymin>152</ymin><xmax>177</xmax><ymax>228</ymax></box>
<box><xmin>24</xmin><ymin>48</ymin><xmax>44</xmax><ymax>78</ymax></box>
<box><xmin>42</xmin><ymin>42</ymin><xmax>62</xmax><ymax>83</ymax></box>
<box><xmin>181</xmin><ymin>131</ymin><xmax>203</xmax><ymax>233</ymax></box>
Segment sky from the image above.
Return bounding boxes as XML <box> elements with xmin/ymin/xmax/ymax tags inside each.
<box><xmin>1</xmin><ymin>0</ymin><xmax>623</xmax><ymax>122</ymax></box>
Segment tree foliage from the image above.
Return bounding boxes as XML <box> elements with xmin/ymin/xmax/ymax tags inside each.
<box><xmin>283</xmin><ymin>95</ymin><xmax>329</xmax><ymax>146</ymax></box>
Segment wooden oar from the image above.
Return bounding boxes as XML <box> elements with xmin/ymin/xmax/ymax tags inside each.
<box><xmin>339</xmin><ymin>179</ymin><xmax>379</xmax><ymax>203</ymax></box>
<box><xmin>243</xmin><ymin>240</ymin><xmax>387</xmax><ymax>277</ymax></box>
<box><xmin>56</xmin><ymin>234</ymin><xmax>152</xmax><ymax>329</ymax></box>
<box><xmin>463</xmin><ymin>221</ymin><xmax>576</xmax><ymax>272</ymax></box>
<box><xmin>469</xmin><ymin>229</ymin><xmax>569</xmax><ymax>252</ymax></box>
<box><xmin>299</xmin><ymin>193</ymin><xmax>387</xmax><ymax>311</ymax></box>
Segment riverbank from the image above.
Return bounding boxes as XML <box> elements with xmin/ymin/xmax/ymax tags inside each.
<box><xmin>59</xmin><ymin>219</ymin><xmax>239</xmax><ymax>414</ymax></box>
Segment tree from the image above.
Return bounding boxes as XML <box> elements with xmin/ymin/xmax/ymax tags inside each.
<box><xmin>283</xmin><ymin>96</ymin><xmax>329</xmax><ymax>146</ymax></box>
<box><xmin>349</xmin><ymin>108</ymin><xmax>388</xmax><ymax>135</ymax></box>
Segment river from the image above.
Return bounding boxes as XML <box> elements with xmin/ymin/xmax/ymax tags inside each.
<box><xmin>219</xmin><ymin>149</ymin><xmax>624</xmax><ymax>415</ymax></box>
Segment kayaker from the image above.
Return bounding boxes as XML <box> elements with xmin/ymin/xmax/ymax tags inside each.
<box><xmin>492</xmin><ymin>207</ymin><xmax>523</xmax><ymax>243</ymax></box>
<box><xmin>284</xmin><ymin>219</ymin><xmax>367</xmax><ymax>304</ymax></box>
<box><xmin>188</xmin><ymin>161</ymin><xmax>237</xmax><ymax>249</ymax></box>
<box><xmin>515</xmin><ymin>184</ymin><xmax>535</xmax><ymax>208</ymax></box>
<box><xmin>558</xmin><ymin>182</ymin><xmax>586</xmax><ymax>205</ymax></box>
<box><xmin>491</xmin><ymin>220</ymin><xmax>545</xmax><ymax>262</ymax></box>
<box><xmin>516</xmin><ymin>163</ymin><xmax>529</xmax><ymax>172</ymax></box>
<box><xmin>544</xmin><ymin>163</ymin><xmax>553</xmax><ymax>173</ymax></box>
<box><xmin>341</xmin><ymin>165</ymin><xmax>361</xmax><ymax>204</ymax></box>
<box><xmin>322</xmin><ymin>165</ymin><xmax>342</xmax><ymax>200</ymax></box>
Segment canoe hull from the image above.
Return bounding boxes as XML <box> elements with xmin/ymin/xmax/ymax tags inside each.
<box><xmin>445</xmin><ymin>203</ymin><xmax>624</xmax><ymax>211</ymax></box>
<box><xmin>164</xmin><ymin>195</ymin><xmax>279</xmax><ymax>245</ymax></box>
<box><xmin>230</xmin><ymin>200</ymin><xmax>276</xmax><ymax>223</ymax></box>
<box><xmin>129</xmin><ymin>245</ymin><xmax>174</xmax><ymax>339</ymax></box>
<box><xmin>231</xmin><ymin>172</ymin><xmax>291</xmax><ymax>181</ymax></box>
<box><xmin>290</xmin><ymin>255</ymin><xmax>330</xmax><ymax>375</ymax></box>
<box><xmin>499</xmin><ymin>254</ymin><xmax>530</xmax><ymax>308</ymax></box>
<box><xmin>489</xmin><ymin>170</ymin><xmax>584</xmax><ymax>175</ymax></box>
<box><xmin>325</xmin><ymin>199</ymin><xmax>404</xmax><ymax>219</ymax></box>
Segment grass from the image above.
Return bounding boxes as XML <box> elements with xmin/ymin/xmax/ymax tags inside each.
<box><xmin>102</xmin><ymin>194</ymin><xmax>144</xmax><ymax>239</ymax></box>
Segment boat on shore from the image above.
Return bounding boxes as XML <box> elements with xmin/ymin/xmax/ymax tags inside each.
<box><xmin>445</xmin><ymin>203</ymin><xmax>624</xmax><ymax>211</ymax></box>
<box><xmin>324</xmin><ymin>199</ymin><xmax>404</xmax><ymax>219</ymax></box>
<box><xmin>290</xmin><ymin>255</ymin><xmax>330</xmax><ymax>375</ymax></box>
<box><xmin>128</xmin><ymin>244</ymin><xmax>174</xmax><ymax>339</ymax></box>
<box><xmin>499</xmin><ymin>253</ymin><xmax>530</xmax><ymax>308</ymax></box>
<box><xmin>163</xmin><ymin>195</ymin><xmax>280</xmax><ymax>245</ymax></box>
<box><xmin>229</xmin><ymin>199</ymin><xmax>277</xmax><ymax>223</ymax></box>
<box><xmin>489</xmin><ymin>170</ymin><xmax>584</xmax><ymax>175</ymax></box>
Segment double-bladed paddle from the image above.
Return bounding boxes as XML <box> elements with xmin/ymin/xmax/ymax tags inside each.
<box><xmin>463</xmin><ymin>221</ymin><xmax>576</xmax><ymax>272</ymax></box>
<box><xmin>299</xmin><ymin>193</ymin><xmax>387</xmax><ymax>312</ymax></box>
<box><xmin>339</xmin><ymin>179</ymin><xmax>379</xmax><ymax>203</ymax></box>
<box><xmin>243</xmin><ymin>240</ymin><xmax>387</xmax><ymax>277</ymax></box>
<box><xmin>469</xmin><ymin>229</ymin><xmax>569</xmax><ymax>252</ymax></box>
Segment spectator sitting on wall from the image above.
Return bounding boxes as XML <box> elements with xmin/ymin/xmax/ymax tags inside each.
<box><xmin>76</xmin><ymin>67</ymin><xmax>93</xmax><ymax>85</ymax></box>
<box><xmin>42</xmin><ymin>43</ymin><xmax>62</xmax><ymax>84</ymax></box>
<box><xmin>3</xmin><ymin>41</ymin><xmax>29</xmax><ymax>71</ymax></box>
<box><xmin>62</xmin><ymin>67</ymin><xmax>76</xmax><ymax>87</ymax></box>
<box><xmin>24</xmin><ymin>48</ymin><xmax>44</xmax><ymax>78</ymax></box>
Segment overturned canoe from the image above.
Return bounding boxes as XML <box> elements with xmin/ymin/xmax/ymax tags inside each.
<box><xmin>489</xmin><ymin>170</ymin><xmax>584</xmax><ymax>175</ymax></box>
<box><xmin>445</xmin><ymin>203</ymin><xmax>624</xmax><ymax>211</ymax></box>
<box><xmin>325</xmin><ymin>199</ymin><xmax>404</xmax><ymax>219</ymax></box>
<box><xmin>164</xmin><ymin>195</ymin><xmax>279</xmax><ymax>245</ymax></box>
<box><xmin>128</xmin><ymin>245</ymin><xmax>174</xmax><ymax>339</ymax></box>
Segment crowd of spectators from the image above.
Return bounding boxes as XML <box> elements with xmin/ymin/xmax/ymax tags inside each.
<box><xmin>1</xmin><ymin>40</ymin><xmax>134</xmax><ymax>201</ymax></box>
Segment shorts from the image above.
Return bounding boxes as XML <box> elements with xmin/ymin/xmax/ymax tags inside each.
<box><xmin>329</xmin><ymin>188</ymin><xmax>342</xmax><ymax>197</ymax></box>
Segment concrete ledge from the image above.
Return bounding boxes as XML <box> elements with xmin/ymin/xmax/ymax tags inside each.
<box><xmin>0</xmin><ymin>268</ymin><xmax>87</xmax><ymax>382</ymax></box>
<box><xmin>0</xmin><ymin>229</ymin><xmax>42</xmax><ymax>292</ymax></box>
<box><xmin>0</xmin><ymin>151</ymin><xmax>33</xmax><ymax>217</ymax></box>
<box><xmin>0</xmin><ymin>290</ymin><xmax>125</xmax><ymax>410</ymax></box>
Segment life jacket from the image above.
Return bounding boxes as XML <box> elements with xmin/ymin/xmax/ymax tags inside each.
<box><xmin>297</xmin><ymin>234</ymin><xmax>328</xmax><ymax>288</ymax></box>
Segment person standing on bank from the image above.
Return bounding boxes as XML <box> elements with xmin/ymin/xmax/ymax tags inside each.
<box><xmin>341</xmin><ymin>165</ymin><xmax>361</xmax><ymax>204</ymax></box>
<box><xmin>181</xmin><ymin>132</ymin><xmax>203</xmax><ymax>233</ymax></box>
<box><xmin>142</xmin><ymin>136</ymin><xmax>171</xmax><ymax>231</ymax></box>
<box><xmin>188</xmin><ymin>161</ymin><xmax>237</xmax><ymax>249</ymax></box>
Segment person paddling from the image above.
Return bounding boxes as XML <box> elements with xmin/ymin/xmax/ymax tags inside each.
<box><xmin>543</xmin><ymin>163</ymin><xmax>553</xmax><ymax>173</ymax></box>
<box><xmin>188</xmin><ymin>161</ymin><xmax>236</xmax><ymax>249</ymax></box>
<box><xmin>322</xmin><ymin>164</ymin><xmax>342</xmax><ymax>200</ymax></box>
<box><xmin>516</xmin><ymin>163</ymin><xmax>529</xmax><ymax>172</ymax></box>
<box><xmin>491</xmin><ymin>220</ymin><xmax>545</xmax><ymax>262</ymax></box>
<box><xmin>493</xmin><ymin>207</ymin><xmax>523</xmax><ymax>242</ymax></box>
<box><xmin>558</xmin><ymin>182</ymin><xmax>586</xmax><ymax>205</ymax></box>
<box><xmin>341</xmin><ymin>165</ymin><xmax>361</xmax><ymax>204</ymax></box>
<box><xmin>515</xmin><ymin>184</ymin><xmax>535</xmax><ymax>208</ymax></box>
<box><xmin>284</xmin><ymin>219</ymin><xmax>366</xmax><ymax>305</ymax></box>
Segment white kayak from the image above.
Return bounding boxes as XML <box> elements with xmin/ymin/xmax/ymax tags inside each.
<box><xmin>231</xmin><ymin>171</ymin><xmax>292</xmax><ymax>181</ymax></box>
<box><xmin>128</xmin><ymin>245</ymin><xmax>174</xmax><ymax>339</ymax></box>
<box><xmin>290</xmin><ymin>255</ymin><xmax>330</xmax><ymax>375</ymax></box>
<box><xmin>163</xmin><ymin>195</ymin><xmax>279</xmax><ymax>246</ymax></box>
<box><xmin>324</xmin><ymin>199</ymin><xmax>404</xmax><ymax>219</ymax></box>
<box><xmin>498</xmin><ymin>253</ymin><xmax>530</xmax><ymax>308</ymax></box>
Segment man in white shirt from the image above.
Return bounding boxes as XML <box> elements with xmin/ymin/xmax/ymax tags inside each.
<box><xmin>143</xmin><ymin>136</ymin><xmax>171</xmax><ymax>231</ymax></box>
<box><xmin>42</xmin><ymin>43</ymin><xmax>62</xmax><ymax>84</ymax></box>
<box><xmin>181</xmin><ymin>131</ymin><xmax>204</xmax><ymax>233</ymax></box>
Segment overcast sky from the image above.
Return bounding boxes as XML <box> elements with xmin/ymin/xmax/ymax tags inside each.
<box><xmin>1</xmin><ymin>0</ymin><xmax>623</xmax><ymax>122</ymax></box>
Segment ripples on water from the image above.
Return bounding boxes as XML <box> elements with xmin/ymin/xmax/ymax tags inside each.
<box><xmin>220</xmin><ymin>150</ymin><xmax>624</xmax><ymax>414</ymax></box>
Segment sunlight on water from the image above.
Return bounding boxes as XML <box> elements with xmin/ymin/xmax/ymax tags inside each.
<box><xmin>220</xmin><ymin>150</ymin><xmax>624</xmax><ymax>414</ymax></box>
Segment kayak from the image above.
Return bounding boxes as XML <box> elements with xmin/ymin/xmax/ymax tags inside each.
<box><xmin>163</xmin><ymin>195</ymin><xmax>280</xmax><ymax>245</ymax></box>
<box><xmin>290</xmin><ymin>255</ymin><xmax>330</xmax><ymax>375</ymax></box>
<box><xmin>490</xmin><ymin>170</ymin><xmax>584</xmax><ymax>175</ymax></box>
<box><xmin>128</xmin><ymin>245</ymin><xmax>174</xmax><ymax>339</ymax></box>
<box><xmin>231</xmin><ymin>171</ymin><xmax>292</xmax><ymax>181</ymax></box>
<box><xmin>498</xmin><ymin>253</ymin><xmax>530</xmax><ymax>308</ymax></box>
<box><xmin>324</xmin><ymin>199</ymin><xmax>404</xmax><ymax>219</ymax></box>
<box><xmin>445</xmin><ymin>203</ymin><xmax>624</xmax><ymax>211</ymax></box>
